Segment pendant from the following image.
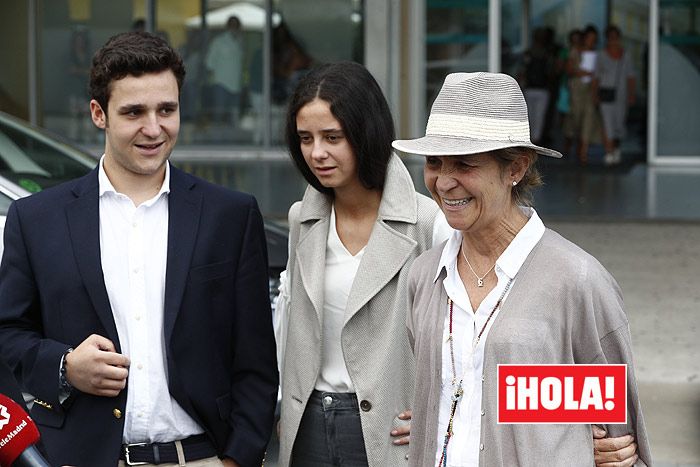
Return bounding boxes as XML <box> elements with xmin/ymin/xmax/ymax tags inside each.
<box><xmin>452</xmin><ymin>386</ymin><xmax>464</xmax><ymax>402</ymax></box>
<box><xmin>477</xmin><ymin>278</ymin><xmax>484</xmax><ymax>287</ymax></box>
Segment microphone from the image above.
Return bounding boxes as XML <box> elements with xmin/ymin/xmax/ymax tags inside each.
<box><xmin>0</xmin><ymin>394</ymin><xmax>51</xmax><ymax>467</ymax></box>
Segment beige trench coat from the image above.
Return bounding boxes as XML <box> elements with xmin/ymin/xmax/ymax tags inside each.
<box><xmin>276</xmin><ymin>155</ymin><xmax>441</xmax><ymax>467</ymax></box>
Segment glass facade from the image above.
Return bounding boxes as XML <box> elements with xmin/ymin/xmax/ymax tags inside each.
<box><xmin>0</xmin><ymin>1</ymin><xmax>30</xmax><ymax>121</ymax></box>
<box><xmin>31</xmin><ymin>0</ymin><xmax>363</xmax><ymax>149</ymax></box>
<box><xmin>657</xmin><ymin>0</ymin><xmax>700</xmax><ymax>157</ymax></box>
<box><xmin>1</xmin><ymin>0</ymin><xmax>698</xmax><ymax>184</ymax></box>
<box><xmin>496</xmin><ymin>0</ymin><xmax>648</xmax><ymax>162</ymax></box>
<box><xmin>425</xmin><ymin>0</ymin><xmax>488</xmax><ymax>110</ymax></box>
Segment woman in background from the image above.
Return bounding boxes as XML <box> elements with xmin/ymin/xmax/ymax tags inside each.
<box><xmin>569</xmin><ymin>24</ymin><xmax>603</xmax><ymax>164</ymax></box>
<box><xmin>593</xmin><ymin>25</ymin><xmax>636</xmax><ymax>165</ymax></box>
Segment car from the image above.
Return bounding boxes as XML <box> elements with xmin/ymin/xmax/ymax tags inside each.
<box><xmin>0</xmin><ymin>110</ymin><xmax>287</xmax><ymax>306</ymax></box>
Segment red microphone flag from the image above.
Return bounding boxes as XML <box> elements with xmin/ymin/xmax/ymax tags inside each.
<box><xmin>0</xmin><ymin>394</ymin><xmax>41</xmax><ymax>467</ymax></box>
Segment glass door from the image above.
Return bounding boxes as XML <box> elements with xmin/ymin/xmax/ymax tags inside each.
<box><xmin>650</xmin><ymin>0</ymin><xmax>700</xmax><ymax>163</ymax></box>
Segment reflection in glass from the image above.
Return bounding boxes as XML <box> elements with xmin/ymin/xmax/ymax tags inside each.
<box><xmin>34</xmin><ymin>0</ymin><xmax>364</xmax><ymax>151</ymax></box>
<box><xmin>425</xmin><ymin>1</ymin><xmax>488</xmax><ymax>109</ymax></box>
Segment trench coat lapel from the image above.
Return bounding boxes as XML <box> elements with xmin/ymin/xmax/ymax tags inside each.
<box><xmin>65</xmin><ymin>170</ymin><xmax>121</xmax><ymax>349</ymax></box>
<box><xmin>163</xmin><ymin>167</ymin><xmax>202</xmax><ymax>344</ymax></box>
<box><xmin>344</xmin><ymin>154</ymin><xmax>419</xmax><ymax>324</ymax></box>
<box><xmin>295</xmin><ymin>187</ymin><xmax>330</xmax><ymax>325</ymax></box>
<box><xmin>343</xmin><ymin>222</ymin><xmax>416</xmax><ymax>324</ymax></box>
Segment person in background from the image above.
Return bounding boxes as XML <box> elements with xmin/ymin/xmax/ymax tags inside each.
<box><xmin>67</xmin><ymin>26</ymin><xmax>93</xmax><ymax>143</ymax></box>
<box><xmin>519</xmin><ymin>27</ymin><xmax>555</xmax><ymax>145</ymax></box>
<box><xmin>593</xmin><ymin>25</ymin><xmax>637</xmax><ymax>166</ymax></box>
<box><xmin>558</xmin><ymin>28</ymin><xmax>582</xmax><ymax>157</ymax></box>
<box><xmin>274</xmin><ymin>62</ymin><xmax>641</xmax><ymax>467</ymax></box>
<box><xmin>131</xmin><ymin>18</ymin><xmax>146</xmax><ymax>32</ymax></box>
<box><xmin>393</xmin><ymin>71</ymin><xmax>650</xmax><ymax>467</ymax></box>
<box><xmin>569</xmin><ymin>24</ymin><xmax>603</xmax><ymax>165</ymax></box>
<box><xmin>0</xmin><ymin>31</ymin><xmax>277</xmax><ymax>466</ymax></box>
<box><xmin>206</xmin><ymin>16</ymin><xmax>244</xmax><ymax>125</ymax></box>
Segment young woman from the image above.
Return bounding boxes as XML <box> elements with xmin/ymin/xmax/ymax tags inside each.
<box><xmin>274</xmin><ymin>61</ymin><xmax>449</xmax><ymax>466</ymax></box>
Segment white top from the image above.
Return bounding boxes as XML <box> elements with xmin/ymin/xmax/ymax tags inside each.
<box><xmin>205</xmin><ymin>31</ymin><xmax>243</xmax><ymax>93</ymax></box>
<box><xmin>433</xmin><ymin>208</ymin><xmax>544</xmax><ymax>467</ymax></box>
<box><xmin>315</xmin><ymin>206</ymin><xmax>365</xmax><ymax>392</ymax></box>
<box><xmin>98</xmin><ymin>157</ymin><xmax>203</xmax><ymax>443</ymax></box>
<box><xmin>580</xmin><ymin>50</ymin><xmax>597</xmax><ymax>83</ymax></box>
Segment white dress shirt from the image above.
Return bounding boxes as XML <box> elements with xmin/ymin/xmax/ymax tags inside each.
<box><xmin>98</xmin><ymin>157</ymin><xmax>203</xmax><ymax>443</ymax></box>
<box><xmin>315</xmin><ymin>206</ymin><xmax>365</xmax><ymax>392</ymax></box>
<box><xmin>433</xmin><ymin>208</ymin><xmax>545</xmax><ymax>467</ymax></box>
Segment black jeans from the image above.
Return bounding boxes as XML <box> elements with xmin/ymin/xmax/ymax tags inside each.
<box><xmin>291</xmin><ymin>390</ymin><xmax>369</xmax><ymax>467</ymax></box>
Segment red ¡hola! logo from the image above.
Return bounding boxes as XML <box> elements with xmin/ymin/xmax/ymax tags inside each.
<box><xmin>497</xmin><ymin>364</ymin><xmax>627</xmax><ymax>424</ymax></box>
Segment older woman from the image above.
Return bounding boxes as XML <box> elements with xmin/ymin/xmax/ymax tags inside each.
<box><xmin>393</xmin><ymin>72</ymin><xmax>651</xmax><ymax>467</ymax></box>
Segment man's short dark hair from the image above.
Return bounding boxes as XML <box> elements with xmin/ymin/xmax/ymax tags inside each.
<box><xmin>285</xmin><ymin>61</ymin><xmax>395</xmax><ymax>196</ymax></box>
<box><xmin>89</xmin><ymin>31</ymin><xmax>185</xmax><ymax>113</ymax></box>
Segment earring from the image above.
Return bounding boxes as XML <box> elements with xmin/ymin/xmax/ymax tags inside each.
<box><xmin>512</xmin><ymin>180</ymin><xmax>518</xmax><ymax>186</ymax></box>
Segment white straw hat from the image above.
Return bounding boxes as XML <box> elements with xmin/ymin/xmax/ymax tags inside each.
<box><xmin>392</xmin><ymin>72</ymin><xmax>562</xmax><ymax>158</ymax></box>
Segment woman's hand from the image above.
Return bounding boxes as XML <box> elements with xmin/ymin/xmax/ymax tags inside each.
<box><xmin>592</xmin><ymin>425</ymin><xmax>639</xmax><ymax>467</ymax></box>
<box><xmin>390</xmin><ymin>410</ymin><xmax>412</xmax><ymax>445</ymax></box>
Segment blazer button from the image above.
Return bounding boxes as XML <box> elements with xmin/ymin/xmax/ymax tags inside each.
<box><xmin>113</xmin><ymin>408</ymin><xmax>122</xmax><ymax>419</ymax></box>
<box><xmin>359</xmin><ymin>400</ymin><xmax>372</xmax><ymax>412</ymax></box>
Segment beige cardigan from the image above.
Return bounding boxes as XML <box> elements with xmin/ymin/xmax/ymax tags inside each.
<box><xmin>277</xmin><ymin>155</ymin><xmax>441</xmax><ymax>467</ymax></box>
<box><xmin>407</xmin><ymin>229</ymin><xmax>652</xmax><ymax>467</ymax></box>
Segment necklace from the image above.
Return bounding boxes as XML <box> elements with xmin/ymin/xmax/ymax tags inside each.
<box><xmin>460</xmin><ymin>243</ymin><xmax>497</xmax><ymax>287</ymax></box>
<box><xmin>438</xmin><ymin>278</ymin><xmax>513</xmax><ymax>467</ymax></box>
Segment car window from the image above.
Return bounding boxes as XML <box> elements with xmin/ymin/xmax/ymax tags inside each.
<box><xmin>0</xmin><ymin>191</ymin><xmax>12</xmax><ymax>217</ymax></box>
<box><xmin>0</xmin><ymin>119</ymin><xmax>94</xmax><ymax>194</ymax></box>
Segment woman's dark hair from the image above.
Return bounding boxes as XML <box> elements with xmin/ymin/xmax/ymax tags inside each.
<box><xmin>493</xmin><ymin>147</ymin><xmax>542</xmax><ymax>207</ymax></box>
<box><xmin>89</xmin><ymin>31</ymin><xmax>185</xmax><ymax>113</ymax></box>
<box><xmin>285</xmin><ymin>61</ymin><xmax>395</xmax><ymax>196</ymax></box>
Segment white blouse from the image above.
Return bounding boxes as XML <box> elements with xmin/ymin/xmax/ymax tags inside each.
<box><xmin>433</xmin><ymin>208</ymin><xmax>544</xmax><ymax>467</ymax></box>
<box><xmin>315</xmin><ymin>206</ymin><xmax>365</xmax><ymax>392</ymax></box>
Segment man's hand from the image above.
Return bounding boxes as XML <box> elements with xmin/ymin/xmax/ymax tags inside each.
<box><xmin>64</xmin><ymin>334</ymin><xmax>129</xmax><ymax>397</ymax></box>
<box><xmin>222</xmin><ymin>458</ymin><xmax>240</xmax><ymax>467</ymax></box>
<box><xmin>592</xmin><ymin>425</ymin><xmax>639</xmax><ymax>467</ymax></box>
<box><xmin>390</xmin><ymin>410</ymin><xmax>412</xmax><ymax>445</ymax></box>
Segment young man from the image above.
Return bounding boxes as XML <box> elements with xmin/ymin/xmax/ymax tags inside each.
<box><xmin>0</xmin><ymin>31</ymin><xmax>278</xmax><ymax>466</ymax></box>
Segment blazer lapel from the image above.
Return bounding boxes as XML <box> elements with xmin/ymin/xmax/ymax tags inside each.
<box><xmin>65</xmin><ymin>170</ymin><xmax>121</xmax><ymax>349</ymax></box>
<box><xmin>163</xmin><ymin>168</ymin><xmax>201</xmax><ymax>344</ymax></box>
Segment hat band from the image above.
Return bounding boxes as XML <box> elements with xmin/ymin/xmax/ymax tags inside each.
<box><xmin>426</xmin><ymin>113</ymin><xmax>531</xmax><ymax>143</ymax></box>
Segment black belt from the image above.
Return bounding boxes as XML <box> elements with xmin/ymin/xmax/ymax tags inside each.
<box><xmin>120</xmin><ymin>434</ymin><xmax>217</xmax><ymax>465</ymax></box>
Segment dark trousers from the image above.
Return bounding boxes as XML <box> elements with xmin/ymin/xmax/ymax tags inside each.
<box><xmin>291</xmin><ymin>390</ymin><xmax>369</xmax><ymax>467</ymax></box>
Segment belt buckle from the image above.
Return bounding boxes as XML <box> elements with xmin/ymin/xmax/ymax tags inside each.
<box><xmin>124</xmin><ymin>442</ymin><xmax>149</xmax><ymax>466</ymax></box>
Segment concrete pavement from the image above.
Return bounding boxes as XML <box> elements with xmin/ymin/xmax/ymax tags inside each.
<box><xmin>549</xmin><ymin>221</ymin><xmax>700</xmax><ymax>466</ymax></box>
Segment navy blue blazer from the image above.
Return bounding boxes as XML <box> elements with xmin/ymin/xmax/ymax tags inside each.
<box><xmin>0</xmin><ymin>166</ymin><xmax>278</xmax><ymax>467</ymax></box>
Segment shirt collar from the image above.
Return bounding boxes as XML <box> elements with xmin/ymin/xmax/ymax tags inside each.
<box><xmin>98</xmin><ymin>155</ymin><xmax>171</xmax><ymax>204</ymax></box>
<box><xmin>432</xmin><ymin>207</ymin><xmax>545</xmax><ymax>283</ymax></box>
